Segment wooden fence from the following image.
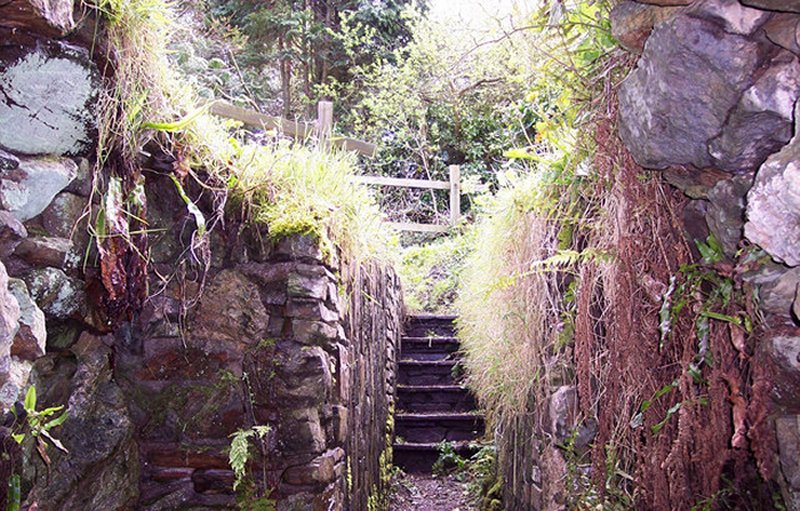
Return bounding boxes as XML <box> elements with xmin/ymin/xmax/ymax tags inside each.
<box><xmin>211</xmin><ymin>100</ymin><xmax>485</xmax><ymax>233</ymax></box>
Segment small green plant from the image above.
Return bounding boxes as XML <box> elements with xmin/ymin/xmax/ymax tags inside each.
<box><xmin>431</xmin><ymin>440</ymin><xmax>467</xmax><ymax>476</ymax></box>
<box><xmin>6</xmin><ymin>386</ymin><xmax>68</xmax><ymax>511</ymax></box>
<box><xmin>228</xmin><ymin>425</ymin><xmax>270</xmax><ymax>491</ymax></box>
<box><xmin>12</xmin><ymin>386</ymin><xmax>69</xmax><ymax>463</ymax></box>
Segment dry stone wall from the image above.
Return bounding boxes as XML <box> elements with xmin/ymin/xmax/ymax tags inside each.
<box><xmin>0</xmin><ymin>3</ymin><xmax>404</xmax><ymax>510</ymax></box>
<box><xmin>497</xmin><ymin>1</ymin><xmax>800</xmax><ymax>510</ymax></box>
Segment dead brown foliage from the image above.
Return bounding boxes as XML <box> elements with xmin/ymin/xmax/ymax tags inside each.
<box><xmin>570</xmin><ymin>95</ymin><xmax>766</xmax><ymax>510</ymax></box>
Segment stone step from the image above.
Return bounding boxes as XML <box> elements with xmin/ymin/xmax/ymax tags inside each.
<box><xmin>400</xmin><ymin>336</ymin><xmax>460</xmax><ymax>361</ymax></box>
<box><xmin>404</xmin><ymin>314</ymin><xmax>457</xmax><ymax>338</ymax></box>
<box><xmin>394</xmin><ymin>412</ymin><xmax>484</xmax><ymax>444</ymax></box>
<box><xmin>398</xmin><ymin>360</ymin><xmax>460</xmax><ymax>386</ymax></box>
<box><xmin>392</xmin><ymin>441</ymin><xmax>479</xmax><ymax>473</ymax></box>
<box><xmin>397</xmin><ymin>385</ymin><xmax>476</xmax><ymax>413</ymax></box>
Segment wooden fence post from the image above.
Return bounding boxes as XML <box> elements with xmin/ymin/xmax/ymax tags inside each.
<box><xmin>449</xmin><ymin>165</ymin><xmax>461</xmax><ymax>227</ymax></box>
<box><xmin>316</xmin><ymin>100</ymin><xmax>333</xmax><ymax>150</ymax></box>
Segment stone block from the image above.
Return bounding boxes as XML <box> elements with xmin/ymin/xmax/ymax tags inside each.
<box><xmin>0</xmin><ymin>210</ymin><xmax>26</xmax><ymax>258</ymax></box>
<box><xmin>188</xmin><ymin>269</ymin><xmax>269</xmax><ymax>344</ymax></box>
<box><xmin>286</xmin><ymin>298</ymin><xmax>338</xmax><ymax>322</ymax></box>
<box><xmin>7</xmin><ymin>278</ymin><xmax>45</xmax><ymax>361</ymax></box>
<box><xmin>282</xmin><ymin>448</ymin><xmax>344</xmax><ymax>486</ymax></box>
<box><xmin>22</xmin><ymin>267</ymin><xmax>85</xmax><ymax>319</ymax></box>
<box><xmin>293</xmin><ymin>319</ymin><xmax>339</xmax><ymax>345</ymax></box>
<box><xmin>278</xmin><ymin>408</ymin><xmax>326</xmax><ymax>455</ymax></box>
<box><xmin>14</xmin><ymin>235</ymin><xmax>78</xmax><ymax>269</ymax></box>
<box><xmin>1</xmin><ymin>156</ymin><xmax>77</xmax><ymax>221</ymax></box>
<box><xmin>274</xmin><ymin>234</ymin><xmax>324</xmax><ymax>262</ymax></box>
<box><xmin>274</xmin><ymin>343</ymin><xmax>332</xmax><ymax>406</ymax></box>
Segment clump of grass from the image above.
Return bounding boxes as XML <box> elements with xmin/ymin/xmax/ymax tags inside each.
<box><xmin>230</xmin><ymin>142</ymin><xmax>392</xmax><ymax>263</ymax></box>
<box><xmin>88</xmin><ymin>0</ymin><xmax>391</xmax><ymax>266</ymax></box>
<box><xmin>455</xmin><ymin>170</ymin><xmax>567</xmax><ymax>418</ymax></box>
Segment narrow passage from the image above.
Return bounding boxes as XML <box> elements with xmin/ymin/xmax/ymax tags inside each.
<box><xmin>390</xmin><ymin>315</ymin><xmax>484</xmax><ymax>510</ymax></box>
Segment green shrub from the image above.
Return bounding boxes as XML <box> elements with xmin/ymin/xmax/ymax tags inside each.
<box><xmin>398</xmin><ymin>232</ymin><xmax>474</xmax><ymax>313</ymax></box>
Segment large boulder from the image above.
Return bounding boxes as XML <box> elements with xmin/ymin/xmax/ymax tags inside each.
<box><xmin>708</xmin><ymin>51</ymin><xmax>800</xmax><ymax>172</ymax></box>
<box><xmin>0</xmin><ymin>0</ymin><xmax>76</xmax><ymax>37</ymax></box>
<box><xmin>0</xmin><ymin>157</ymin><xmax>77</xmax><ymax>221</ymax></box>
<box><xmin>764</xmin><ymin>14</ymin><xmax>800</xmax><ymax>55</ymax></box>
<box><xmin>618</xmin><ymin>9</ymin><xmax>800</xmax><ymax>173</ymax></box>
<box><xmin>740</xmin><ymin>0</ymin><xmax>800</xmax><ymax>13</ymax></box>
<box><xmin>0</xmin><ymin>41</ymin><xmax>99</xmax><ymax>156</ymax></box>
<box><xmin>745</xmin><ymin>111</ymin><xmax>800</xmax><ymax>267</ymax></box>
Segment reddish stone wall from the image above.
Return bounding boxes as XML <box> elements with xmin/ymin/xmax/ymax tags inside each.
<box><xmin>116</xmin><ymin>230</ymin><xmax>402</xmax><ymax>510</ymax></box>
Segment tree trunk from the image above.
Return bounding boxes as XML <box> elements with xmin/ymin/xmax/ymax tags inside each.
<box><xmin>279</xmin><ymin>35</ymin><xmax>291</xmax><ymax>117</ymax></box>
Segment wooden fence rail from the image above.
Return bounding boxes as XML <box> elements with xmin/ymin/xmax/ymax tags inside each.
<box><xmin>354</xmin><ymin>165</ymin><xmax>487</xmax><ymax>233</ymax></box>
<box><xmin>211</xmin><ymin>100</ymin><xmax>485</xmax><ymax>233</ymax></box>
<box><xmin>210</xmin><ymin>100</ymin><xmax>377</xmax><ymax>157</ymax></box>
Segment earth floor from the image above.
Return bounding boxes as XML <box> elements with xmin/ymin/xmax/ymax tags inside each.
<box><xmin>388</xmin><ymin>472</ymin><xmax>476</xmax><ymax>511</ymax></box>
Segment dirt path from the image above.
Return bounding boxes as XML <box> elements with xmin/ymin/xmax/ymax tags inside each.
<box><xmin>388</xmin><ymin>472</ymin><xmax>476</xmax><ymax>511</ymax></box>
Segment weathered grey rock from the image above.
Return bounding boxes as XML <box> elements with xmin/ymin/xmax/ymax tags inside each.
<box><xmin>745</xmin><ymin>113</ymin><xmax>800</xmax><ymax>267</ymax></box>
<box><xmin>610</xmin><ymin>2</ymin><xmax>681</xmax><ymax>54</ymax></box>
<box><xmin>740</xmin><ymin>0</ymin><xmax>800</xmax><ymax>13</ymax></box>
<box><xmin>709</xmin><ymin>51</ymin><xmax>800</xmax><ymax>172</ymax></box>
<box><xmin>689</xmin><ymin>0</ymin><xmax>771</xmax><ymax>35</ymax></box>
<box><xmin>0</xmin><ymin>0</ymin><xmax>76</xmax><ymax>36</ymax></box>
<box><xmin>619</xmin><ymin>14</ymin><xmax>771</xmax><ymax>171</ymax></box>
<box><xmin>635</xmin><ymin>0</ymin><xmax>691</xmax><ymax>5</ymax></box>
<box><xmin>548</xmin><ymin>386</ymin><xmax>576</xmax><ymax>443</ymax></box>
<box><xmin>64</xmin><ymin>158</ymin><xmax>92</xmax><ymax>197</ymax></box>
<box><xmin>0</xmin><ymin>358</ymin><xmax>33</xmax><ymax>414</ymax></box>
<box><xmin>14</xmin><ymin>236</ymin><xmax>78</xmax><ymax>269</ymax></box>
<box><xmin>706</xmin><ymin>176</ymin><xmax>752</xmax><ymax>257</ymax></box>
<box><xmin>275</xmin><ymin>234</ymin><xmax>324</xmax><ymax>263</ymax></box>
<box><xmin>274</xmin><ymin>342</ymin><xmax>332</xmax><ymax>406</ymax></box>
<box><xmin>0</xmin><ymin>210</ymin><xmax>27</xmax><ymax>257</ymax></box>
<box><xmin>22</xmin><ymin>267</ymin><xmax>85</xmax><ymax>319</ymax></box>
<box><xmin>26</xmin><ymin>333</ymin><xmax>139</xmax><ymax>510</ymax></box>
<box><xmin>0</xmin><ymin>156</ymin><xmax>77</xmax><ymax>221</ymax></box>
<box><xmin>761</xmin><ymin>332</ymin><xmax>800</xmax><ymax>407</ymax></box>
<box><xmin>41</xmin><ymin>191</ymin><xmax>87</xmax><ymax>238</ymax></box>
<box><xmin>0</xmin><ymin>41</ymin><xmax>99</xmax><ymax>156</ymax></box>
<box><xmin>764</xmin><ymin>14</ymin><xmax>800</xmax><ymax>54</ymax></box>
<box><xmin>7</xmin><ymin>278</ymin><xmax>45</xmax><ymax>361</ymax></box>
<box><xmin>0</xmin><ymin>149</ymin><xmax>19</xmax><ymax>172</ymax></box>
<box><xmin>742</xmin><ymin>263</ymin><xmax>800</xmax><ymax>321</ymax></box>
<box><xmin>0</xmin><ymin>261</ymin><xmax>21</xmax><ymax>412</ymax></box>
<box><xmin>794</xmin><ymin>285</ymin><xmax>800</xmax><ymax>320</ymax></box>
<box><xmin>776</xmin><ymin>415</ymin><xmax>800</xmax><ymax>510</ymax></box>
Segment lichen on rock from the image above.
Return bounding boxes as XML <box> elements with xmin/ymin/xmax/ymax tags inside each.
<box><xmin>0</xmin><ymin>41</ymin><xmax>100</xmax><ymax>157</ymax></box>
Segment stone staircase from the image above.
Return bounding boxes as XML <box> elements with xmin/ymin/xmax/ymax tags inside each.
<box><xmin>393</xmin><ymin>314</ymin><xmax>484</xmax><ymax>472</ymax></box>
